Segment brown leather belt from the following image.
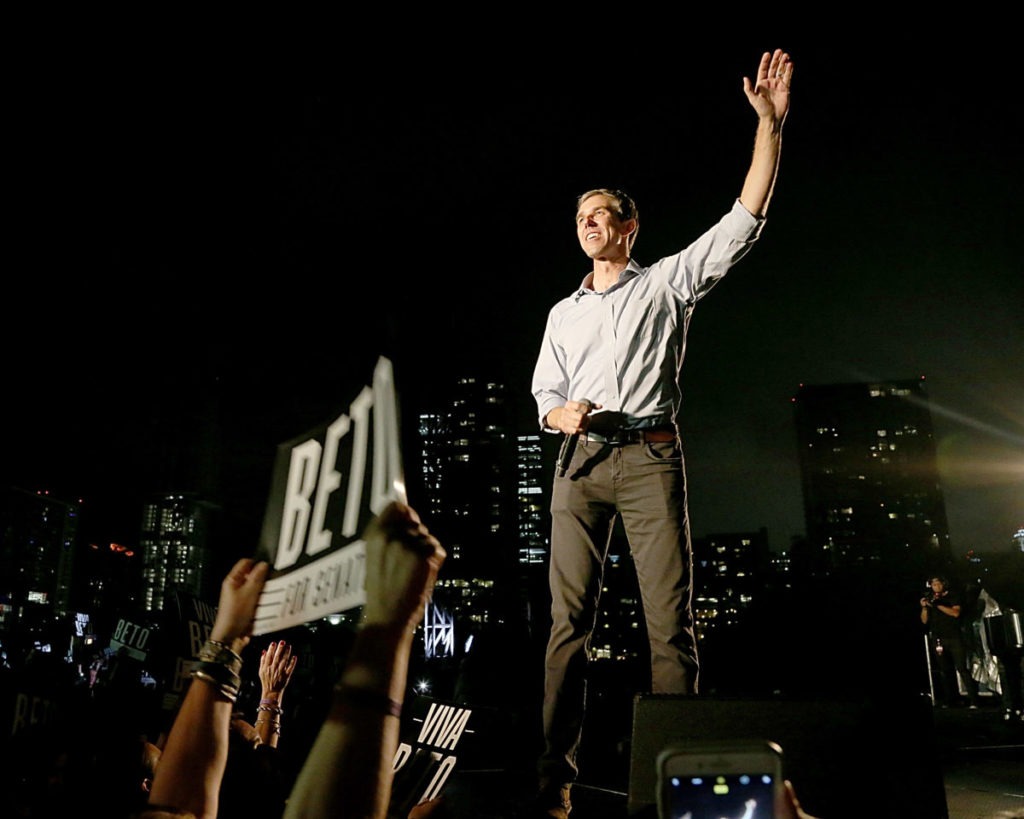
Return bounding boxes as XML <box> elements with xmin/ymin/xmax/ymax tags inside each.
<box><xmin>584</xmin><ymin>428</ymin><xmax>677</xmax><ymax>445</ymax></box>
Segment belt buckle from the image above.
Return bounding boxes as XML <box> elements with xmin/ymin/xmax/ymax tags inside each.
<box><xmin>609</xmin><ymin>430</ymin><xmax>634</xmax><ymax>446</ymax></box>
<box><xmin>587</xmin><ymin>428</ymin><xmax>651</xmax><ymax>445</ymax></box>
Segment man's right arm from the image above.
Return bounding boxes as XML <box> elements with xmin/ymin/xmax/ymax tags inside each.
<box><xmin>532</xmin><ymin>309</ymin><xmax>603</xmax><ymax>434</ymax></box>
<box><xmin>532</xmin><ymin>308</ymin><xmax>569</xmax><ymax>432</ymax></box>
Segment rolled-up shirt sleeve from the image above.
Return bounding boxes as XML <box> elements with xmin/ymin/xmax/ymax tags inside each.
<box><xmin>531</xmin><ymin>200</ymin><xmax>765</xmax><ymax>431</ymax></box>
<box><xmin>658</xmin><ymin>199</ymin><xmax>764</xmax><ymax>302</ymax></box>
<box><xmin>532</xmin><ymin>307</ymin><xmax>568</xmax><ymax>431</ymax></box>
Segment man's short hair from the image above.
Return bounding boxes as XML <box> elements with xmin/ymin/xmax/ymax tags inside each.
<box><xmin>576</xmin><ymin>188</ymin><xmax>639</xmax><ymax>224</ymax></box>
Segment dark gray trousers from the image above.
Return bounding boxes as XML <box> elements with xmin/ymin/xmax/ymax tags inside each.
<box><xmin>929</xmin><ymin>633</ymin><xmax>980</xmax><ymax>706</ymax></box>
<box><xmin>539</xmin><ymin>437</ymin><xmax>699</xmax><ymax>785</ymax></box>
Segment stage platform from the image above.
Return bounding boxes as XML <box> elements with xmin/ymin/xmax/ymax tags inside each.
<box><xmin>407</xmin><ymin>698</ymin><xmax>1022</xmax><ymax>818</ymax></box>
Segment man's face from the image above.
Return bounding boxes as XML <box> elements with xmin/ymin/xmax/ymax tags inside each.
<box><xmin>576</xmin><ymin>194</ymin><xmax>635</xmax><ymax>262</ymax></box>
<box><xmin>930</xmin><ymin>578</ymin><xmax>946</xmax><ymax>594</ymax></box>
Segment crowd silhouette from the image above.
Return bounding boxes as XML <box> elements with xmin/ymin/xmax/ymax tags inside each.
<box><xmin>2</xmin><ymin>503</ymin><xmax>1021</xmax><ymax>818</ymax></box>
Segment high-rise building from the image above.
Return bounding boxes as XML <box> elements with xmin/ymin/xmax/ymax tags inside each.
<box><xmin>418</xmin><ymin>412</ymin><xmax>446</xmax><ymax>523</ymax></box>
<box><xmin>516</xmin><ymin>433</ymin><xmax>549</xmax><ymax>564</ymax></box>
<box><xmin>0</xmin><ymin>487</ymin><xmax>80</xmax><ymax>639</ymax></box>
<box><xmin>415</xmin><ymin>377</ymin><xmax>518</xmax><ymax>631</ymax></box>
<box><xmin>590</xmin><ymin>544</ymin><xmax>645</xmax><ymax>662</ymax></box>
<box><xmin>792</xmin><ymin>378</ymin><xmax>951</xmax><ymax>569</ymax></box>
<box><xmin>693</xmin><ymin>529</ymin><xmax>771</xmax><ymax>639</ymax></box>
<box><xmin>139</xmin><ymin>492</ymin><xmax>214</xmax><ymax>612</ymax></box>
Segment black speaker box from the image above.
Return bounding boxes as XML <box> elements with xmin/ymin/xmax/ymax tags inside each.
<box><xmin>627</xmin><ymin>693</ymin><xmax>947</xmax><ymax>818</ymax></box>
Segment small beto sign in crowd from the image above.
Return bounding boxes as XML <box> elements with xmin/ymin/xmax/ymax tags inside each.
<box><xmin>1</xmin><ymin>356</ymin><xmax>483</xmax><ymax>815</ymax></box>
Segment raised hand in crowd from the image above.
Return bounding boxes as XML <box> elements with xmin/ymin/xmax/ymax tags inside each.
<box><xmin>142</xmin><ymin>558</ymin><xmax>268</xmax><ymax>819</ymax></box>
<box><xmin>255</xmin><ymin>640</ymin><xmax>298</xmax><ymax>748</ymax></box>
<box><xmin>284</xmin><ymin>501</ymin><xmax>446</xmax><ymax>819</ymax></box>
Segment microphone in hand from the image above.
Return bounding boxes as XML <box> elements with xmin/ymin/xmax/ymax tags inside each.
<box><xmin>555</xmin><ymin>399</ymin><xmax>593</xmax><ymax>478</ymax></box>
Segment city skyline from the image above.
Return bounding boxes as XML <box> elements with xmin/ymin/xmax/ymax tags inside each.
<box><xmin>5</xmin><ymin>39</ymin><xmax>1021</xmax><ymax>560</ymax></box>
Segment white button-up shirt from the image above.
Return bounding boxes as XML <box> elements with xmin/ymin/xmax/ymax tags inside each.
<box><xmin>532</xmin><ymin>199</ymin><xmax>764</xmax><ymax>431</ymax></box>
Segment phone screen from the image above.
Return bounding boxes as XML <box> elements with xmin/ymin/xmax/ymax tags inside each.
<box><xmin>663</xmin><ymin>771</ymin><xmax>776</xmax><ymax>819</ymax></box>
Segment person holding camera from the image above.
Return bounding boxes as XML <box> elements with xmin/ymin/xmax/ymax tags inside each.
<box><xmin>921</xmin><ymin>575</ymin><xmax>980</xmax><ymax>709</ymax></box>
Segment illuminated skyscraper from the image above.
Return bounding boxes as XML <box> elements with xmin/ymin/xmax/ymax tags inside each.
<box><xmin>416</xmin><ymin>377</ymin><xmax>518</xmax><ymax>629</ymax></box>
<box><xmin>418</xmin><ymin>412</ymin><xmax>446</xmax><ymax>522</ymax></box>
<box><xmin>417</xmin><ymin>378</ymin><xmax>516</xmax><ymax>572</ymax></box>
<box><xmin>0</xmin><ymin>487</ymin><xmax>79</xmax><ymax>638</ymax></box>
<box><xmin>693</xmin><ymin>529</ymin><xmax>771</xmax><ymax>639</ymax></box>
<box><xmin>792</xmin><ymin>378</ymin><xmax>951</xmax><ymax>569</ymax></box>
<box><xmin>516</xmin><ymin>434</ymin><xmax>549</xmax><ymax>564</ymax></box>
<box><xmin>139</xmin><ymin>492</ymin><xmax>214</xmax><ymax>612</ymax></box>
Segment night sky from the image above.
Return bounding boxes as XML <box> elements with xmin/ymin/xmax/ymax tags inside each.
<box><xmin>6</xmin><ymin>37</ymin><xmax>1021</xmax><ymax>561</ymax></box>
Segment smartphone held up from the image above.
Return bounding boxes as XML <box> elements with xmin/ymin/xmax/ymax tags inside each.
<box><xmin>656</xmin><ymin>740</ymin><xmax>784</xmax><ymax>819</ymax></box>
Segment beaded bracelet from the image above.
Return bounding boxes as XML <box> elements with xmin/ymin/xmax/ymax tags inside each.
<box><xmin>257</xmin><ymin>704</ymin><xmax>283</xmax><ymax>715</ymax></box>
<box><xmin>333</xmin><ymin>683</ymin><xmax>402</xmax><ymax>718</ymax></box>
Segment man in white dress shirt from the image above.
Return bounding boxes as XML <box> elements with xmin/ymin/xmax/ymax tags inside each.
<box><xmin>529</xmin><ymin>49</ymin><xmax>794</xmax><ymax>818</ymax></box>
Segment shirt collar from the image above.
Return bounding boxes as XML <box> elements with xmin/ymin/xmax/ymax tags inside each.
<box><xmin>574</xmin><ymin>258</ymin><xmax>644</xmax><ymax>299</ymax></box>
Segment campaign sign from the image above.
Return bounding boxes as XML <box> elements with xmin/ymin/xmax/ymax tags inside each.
<box><xmin>389</xmin><ymin>696</ymin><xmax>498</xmax><ymax>816</ymax></box>
<box><xmin>164</xmin><ymin>589</ymin><xmax>218</xmax><ymax>697</ymax></box>
<box><xmin>253</xmin><ymin>356</ymin><xmax>405</xmax><ymax>635</ymax></box>
<box><xmin>108</xmin><ymin>617</ymin><xmax>154</xmax><ymax>662</ymax></box>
